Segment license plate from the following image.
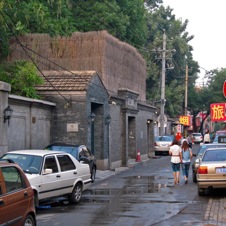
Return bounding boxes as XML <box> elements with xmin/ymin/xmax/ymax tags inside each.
<box><xmin>216</xmin><ymin>168</ymin><xmax>226</xmax><ymax>173</ymax></box>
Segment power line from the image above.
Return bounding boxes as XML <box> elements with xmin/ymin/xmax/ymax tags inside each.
<box><xmin>0</xmin><ymin>11</ymin><xmax>71</xmax><ymax>104</ymax></box>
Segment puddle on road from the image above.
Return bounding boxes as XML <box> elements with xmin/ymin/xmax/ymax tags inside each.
<box><xmin>37</xmin><ymin>175</ymin><xmax>173</xmax><ymax>216</ymax></box>
<box><xmin>87</xmin><ymin>175</ymin><xmax>175</xmax><ymax>224</ymax></box>
<box><xmin>83</xmin><ymin>175</ymin><xmax>171</xmax><ymax>203</ymax></box>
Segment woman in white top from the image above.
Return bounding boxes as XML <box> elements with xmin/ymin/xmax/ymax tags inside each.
<box><xmin>204</xmin><ymin>130</ymin><xmax>210</xmax><ymax>143</ymax></box>
<box><xmin>169</xmin><ymin>139</ymin><xmax>182</xmax><ymax>184</ymax></box>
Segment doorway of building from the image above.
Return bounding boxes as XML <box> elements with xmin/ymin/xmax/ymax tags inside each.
<box><xmin>128</xmin><ymin>116</ymin><xmax>136</xmax><ymax>160</ymax></box>
<box><xmin>90</xmin><ymin>103</ymin><xmax>104</xmax><ymax>159</ymax></box>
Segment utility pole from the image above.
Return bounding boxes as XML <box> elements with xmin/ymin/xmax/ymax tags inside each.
<box><xmin>160</xmin><ymin>32</ymin><xmax>166</xmax><ymax>136</ymax></box>
<box><xmin>153</xmin><ymin>31</ymin><xmax>175</xmax><ymax>136</ymax></box>
<box><xmin>185</xmin><ymin>64</ymin><xmax>188</xmax><ymax>116</ymax></box>
<box><xmin>184</xmin><ymin>64</ymin><xmax>188</xmax><ymax>137</ymax></box>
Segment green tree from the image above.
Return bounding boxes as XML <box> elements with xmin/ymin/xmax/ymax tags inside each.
<box><xmin>207</xmin><ymin>69</ymin><xmax>226</xmax><ymax>103</ymax></box>
<box><xmin>70</xmin><ymin>0</ymin><xmax>148</xmax><ymax>47</ymax></box>
<box><xmin>0</xmin><ymin>61</ymin><xmax>44</xmax><ymax>98</ymax></box>
<box><xmin>189</xmin><ymin>68</ymin><xmax>226</xmax><ymax>132</ymax></box>
<box><xmin>1</xmin><ymin>0</ymin><xmax>75</xmax><ymax>36</ymax></box>
<box><xmin>0</xmin><ymin>0</ymin><xmax>201</xmax><ymax>117</ymax></box>
<box><xmin>145</xmin><ymin>5</ymin><xmax>199</xmax><ymax>117</ymax></box>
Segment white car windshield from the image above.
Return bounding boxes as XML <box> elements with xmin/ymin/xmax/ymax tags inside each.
<box><xmin>1</xmin><ymin>154</ymin><xmax>42</xmax><ymax>174</ymax></box>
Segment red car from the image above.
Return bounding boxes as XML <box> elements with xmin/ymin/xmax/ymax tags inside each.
<box><xmin>0</xmin><ymin>160</ymin><xmax>36</xmax><ymax>226</ymax></box>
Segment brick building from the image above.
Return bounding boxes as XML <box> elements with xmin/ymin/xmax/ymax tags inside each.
<box><xmin>7</xmin><ymin>31</ymin><xmax>158</xmax><ymax>170</ymax></box>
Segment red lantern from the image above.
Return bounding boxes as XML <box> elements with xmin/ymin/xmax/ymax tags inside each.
<box><xmin>175</xmin><ymin>132</ymin><xmax>182</xmax><ymax>141</ymax></box>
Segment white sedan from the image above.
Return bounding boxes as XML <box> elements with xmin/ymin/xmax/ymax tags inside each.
<box><xmin>0</xmin><ymin>150</ymin><xmax>92</xmax><ymax>206</ymax></box>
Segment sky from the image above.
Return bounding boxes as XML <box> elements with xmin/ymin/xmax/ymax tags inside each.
<box><xmin>162</xmin><ymin>0</ymin><xmax>226</xmax><ymax>85</ymax></box>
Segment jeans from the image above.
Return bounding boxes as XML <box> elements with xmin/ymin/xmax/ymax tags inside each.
<box><xmin>181</xmin><ymin>162</ymin><xmax>191</xmax><ymax>178</ymax></box>
<box><xmin>171</xmin><ymin>162</ymin><xmax>180</xmax><ymax>172</ymax></box>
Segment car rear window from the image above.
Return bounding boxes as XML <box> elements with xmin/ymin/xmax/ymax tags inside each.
<box><xmin>198</xmin><ymin>144</ymin><xmax>226</xmax><ymax>155</ymax></box>
<box><xmin>193</xmin><ymin>133</ymin><xmax>201</xmax><ymax>137</ymax></box>
<box><xmin>155</xmin><ymin>136</ymin><xmax>172</xmax><ymax>141</ymax></box>
<box><xmin>203</xmin><ymin>149</ymin><xmax>226</xmax><ymax>161</ymax></box>
<box><xmin>216</xmin><ymin>130</ymin><xmax>226</xmax><ymax>135</ymax></box>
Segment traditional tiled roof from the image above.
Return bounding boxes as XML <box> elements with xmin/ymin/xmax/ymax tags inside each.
<box><xmin>36</xmin><ymin>70</ymin><xmax>97</xmax><ymax>91</ymax></box>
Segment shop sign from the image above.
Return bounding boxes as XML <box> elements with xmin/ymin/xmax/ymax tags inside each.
<box><xmin>210</xmin><ymin>103</ymin><xmax>226</xmax><ymax>122</ymax></box>
<box><xmin>179</xmin><ymin>115</ymin><xmax>191</xmax><ymax>126</ymax></box>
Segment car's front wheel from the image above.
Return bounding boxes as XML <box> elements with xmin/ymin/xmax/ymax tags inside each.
<box><xmin>68</xmin><ymin>183</ymin><xmax>82</xmax><ymax>204</ymax></box>
<box><xmin>23</xmin><ymin>214</ymin><xmax>35</xmax><ymax>226</ymax></box>
<box><xmin>91</xmin><ymin>167</ymin><xmax>96</xmax><ymax>182</ymax></box>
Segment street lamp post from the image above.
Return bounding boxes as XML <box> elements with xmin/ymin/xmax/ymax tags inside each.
<box><xmin>90</xmin><ymin>113</ymin><xmax>95</xmax><ymax>155</ymax></box>
<box><xmin>105</xmin><ymin>114</ymin><xmax>111</xmax><ymax>169</ymax></box>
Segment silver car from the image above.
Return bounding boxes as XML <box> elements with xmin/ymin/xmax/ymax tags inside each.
<box><xmin>154</xmin><ymin>135</ymin><xmax>174</xmax><ymax>155</ymax></box>
<box><xmin>192</xmin><ymin>143</ymin><xmax>226</xmax><ymax>182</ymax></box>
<box><xmin>197</xmin><ymin>147</ymin><xmax>226</xmax><ymax>196</ymax></box>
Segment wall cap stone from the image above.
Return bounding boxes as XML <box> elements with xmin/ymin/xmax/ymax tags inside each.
<box><xmin>0</xmin><ymin>82</ymin><xmax>11</xmax><ymax>92</ymax></box>
<box><xmin>9</xmin><ymin>94</ymin><xmax>56</xmax><ymax>106</ymax></box>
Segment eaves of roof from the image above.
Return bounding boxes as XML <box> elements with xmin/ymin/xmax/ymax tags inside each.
<box><xmin>36</xmin><ymin>70</ymin><xmax>97</xmax><ymax>92</ymax></box>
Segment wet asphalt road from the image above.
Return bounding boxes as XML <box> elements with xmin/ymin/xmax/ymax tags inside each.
<box><xmin>36</xmin><ymin>144</ymin><xmax>226</xmax><ymax>226</ymax></box>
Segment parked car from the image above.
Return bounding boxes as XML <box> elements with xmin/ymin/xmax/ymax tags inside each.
<box><xmin>0</xmin><ymin>150</ymin><xmax>92</xmax><ymax>206</ymax></box>
<box><xmin>192</xmin><ymin>143</ymin><xmax>226</xmax><ymax>182</ymax></box>
<box><xmin>45</xmin><ymin>143</ymin><xmax>97</xmax><ymax>182</ymax></box>
<box><xmin>212</xmin><ymin>131</ymin><xmax>226</xmax><ymax>143</ymax></box>
<box><xmin>192</xmin><ymin>133</ymin><xmax>203</xmax><ymax>144</ymax></box>
<box><xmin>197</xmin><ymin>147</ymin><xmax>226</xmax><ymax>196</ymax></box>
<box><xmin>0</xmin><ymin>160</ymin><xmax>36</xmax><ymax>226</ymax></box>
<box><xmin>154</xmin><ymin>135</ymin><xmax>174</xmax><ymax>155</ymax></box>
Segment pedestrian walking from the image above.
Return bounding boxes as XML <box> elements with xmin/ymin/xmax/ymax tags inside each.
<box><xmin>169</xmin><ymin>139</ymin><xmax>182</xmax><ymax>185</ymax></box>
<box><xmin>181</xmin><ymin>139</ymin><xmax>193</xmax><ymax>184</ymax></box>
<box><xmin>203</xmin><ymin>130</ymin><xmax>210</xmax><ymax>144</ymax></box>
<box><xmin>186</xmin><ymin>133</ymin><xmax>193</xmax><ymax>148</ymax></box>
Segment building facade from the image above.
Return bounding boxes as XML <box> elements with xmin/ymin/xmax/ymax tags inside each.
<box><xmin>4</xmin><ymin>31</ymin><xmax>163</xmax><ymax>170</ymax></box>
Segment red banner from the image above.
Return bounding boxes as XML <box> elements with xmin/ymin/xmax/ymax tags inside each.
<box><xmin>210</xmin><ymin>103</ymin><xmax>226</xmax><ymax>122</ymax></box>
<box><xmin>179</xmin><ymin>116</ymin><xmax>191</xmax><ymax>126</ymax></box>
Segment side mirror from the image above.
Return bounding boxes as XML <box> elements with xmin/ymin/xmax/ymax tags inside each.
<box><xmin>193</xmin><ymin>153</ymin><xmax>197</xmax><ymax>157</ymax></box>
<box><xmin>43</xmin><ymin>168</ymin><xmax>53</xmax><ymax>174</ymax></box>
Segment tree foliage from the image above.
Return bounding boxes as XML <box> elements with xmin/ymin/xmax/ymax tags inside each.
<box><xmin>0</xmin><ymin>61</ymin><xmax>44</xmax><ymax>98</ymax></box>
<box><xmin>0</xmin><ymin>0</ymin><xmax>205</xmax><ymax>119</ymax></box>
<box><xmin>145</xmin><ymin>5</ymin><xmax>199</xmax><ymax>117</ymax></box>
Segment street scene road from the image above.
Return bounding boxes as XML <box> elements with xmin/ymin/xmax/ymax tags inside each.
<box><xmin>36</xmin><ymin>144</ymin><xmax>226</xmax><ymax>226</ymax></box>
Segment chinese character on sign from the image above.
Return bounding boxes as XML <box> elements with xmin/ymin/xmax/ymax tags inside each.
<box><xmin>179</xmin><ymin>116</ymin><xmax>191</xmax><ymax>126</ymax></box>
<box><xmin>210</xmin><ymin>103</ymin><xmax>226</xmax><ymax>122</ymax></box>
